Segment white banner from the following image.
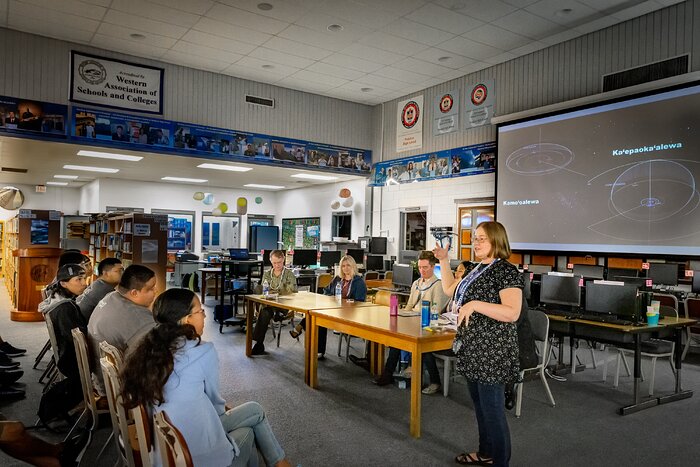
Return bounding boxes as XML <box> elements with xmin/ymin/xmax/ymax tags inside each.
<box><xmin>396</xmin><ymin>95</ymin><xmax>423</xmax><ymax>152</ymax></box>
<box><xmin>465</xmin><ymin>80</ymin><xmax>495</xmax><ymax>129</ymax></box>
<box><xmin>70</xmin><ymin>51</ymin><xmax>164</xmax><ymax>114</ymax></box>
<box><xmin>433</xmin><ymin>90</ymin><xmax>459</xmax><ymax>136</ymax></box>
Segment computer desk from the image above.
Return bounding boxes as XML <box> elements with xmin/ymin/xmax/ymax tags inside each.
<box><xmin>547</xmin><ymin>314</ymin><xmax>697</xmax><ymax>415</ymax></box>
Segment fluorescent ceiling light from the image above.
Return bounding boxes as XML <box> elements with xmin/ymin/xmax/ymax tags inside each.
<box><xmin>161</xmin><ymin>176</ymin><xmax>208</xmax><ymax>183</ymax></box>
<box><xmin>244</xmin><ymin>183</ymin><xmax>285</xmax><ymax>190</ymax></box>
<box><xmin>77</xmin><ymin>150</ymin><xmax>143</xmax><ymax>161</ymax></box>
<box><xmin>197</xmin><ymin>163</ymin><xmax>252</xmax><ymax>172</ymax></box>
<box><xmin>291</xmin><ymin>173</ymin><xmax>338</xmax><ymax>181</ymax></box>
<box><xmin>46</xmin><ymin>181</ymin><xmax>68</xmax><ymax>186</ymax></box>
<box><xmin>54</xmin><ymin>175</ymin><xmax>79</xmax><ymax>180</ymax></box>
<box><xmin>63</xmin><ymin>164</ymin><xmax>119</xmax><ymax>173</ymax></box>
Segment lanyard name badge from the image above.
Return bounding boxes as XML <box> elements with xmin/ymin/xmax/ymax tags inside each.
<box><xmin>454</xmin><ymin>259</ymin><xmax>499</xmax><ymax>309</ymax></box>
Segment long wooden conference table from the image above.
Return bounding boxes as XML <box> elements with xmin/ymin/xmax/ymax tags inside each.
<box><xmin>244</xmin><ymin>292</ymin><xmax>455</xmax><ymax>438</ymax></box>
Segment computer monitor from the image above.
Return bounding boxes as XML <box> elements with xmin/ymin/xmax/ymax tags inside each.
<box><xmin>365</xmin><ymin>254</ymin><xmax>384</xmax><ymax>271</ymax></box>
<box><xmin>693</xmin><ymin>272</ymin><xmax>700</xmax><ymax>294</ymax></box>
<box><xmin>346</xmin><ymin>248</ymin><xmax>365</xmax><ymax>266</ymax></box>
<box><xmin>612</xmin><ymin>276</ymin><xmax>649</xmax><ymax>289</ymax></box>
<box><xmin>647</xmin><ymin>263</ymin><xmax>679</xmax><ymax>287</ymax></box>
<box><xmin>526</xmin><ymin>264</ymin><xmax>553</xmax><ymax>275</ymax></box>
<box><xmin>572</xmin><ymin>264</ymin><xmax>604</xmax><ymax>280</ymax></box>
<box><xmin>607</xmin><ymin>267</ymin><xmax>639</xmax><ymax>279</ymax></box>
<box><xmin>585</xmin><ymin>283</ymin><xmax>638</xmax><ymax>319</ymax></box>
<box><xmin>227</xmin><ymin>248</ymin><xmax>249</xmax><ymax>260</ymax></box>
<box><xmin>319</xmin><ymin>250</ymin><xmax>341</xmax><ymax>268</ymax></box>
<box><xmin>292</xmin><ymin>249</ymin><xmax>317</xmax><ymax>268</ymax></box>
<box><xmin>370</xmin><ymin>237</ymin><xmax>388</xmax><ymax>255</ymax></box>
<box><xmin>539</xmin><ymin>274</ymin><xmax>582</xmax><ymax>308</ymax></box>
<box><xmin>399</xmin><ymin>249</ymin><xmax>419</xmax><ymax>265</ymax></box>
<box><xmin>392</xmin><ymin>263</ymin><xmax>414</xmax><ymax>289</ymax></box>
<box><xmin>433</xmin><ymin>264</ymin><xmax>442</xmax><ymax>280</ymax></box>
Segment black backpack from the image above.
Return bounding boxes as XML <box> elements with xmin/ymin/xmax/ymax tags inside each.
<box><xmin>181</xmin><ymin>272</ymin><xmax>200</xmax><ymax>292</ymax></box>
<box><xmin>515</xmin><ymin>296</ymin><xmax>539</xmax><ymax>370</ymax></box>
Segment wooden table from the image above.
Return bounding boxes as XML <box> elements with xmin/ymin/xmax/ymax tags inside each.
<box><xmin>309</xmin><ymin>305</ymin><xmax>456</xmax><ymax>438</ymax></box>
<box><xmin>198</xmin><ymin>267</ymin><xmax>221</xmax><ymax>304</ymax></box>
<box><xmin>244</xmin><ymin>292</ymin><xmax>375</xmax><ymax>382</ymax></box>
<box><xmin>547</xmin><ymin>314</ymin><xmax>697</xmax><ymax>415</ymax></box>
<box><xmin>365</xmin><ymin>278</ymin><xmax>393</xmax><ymax>289</ymax></box>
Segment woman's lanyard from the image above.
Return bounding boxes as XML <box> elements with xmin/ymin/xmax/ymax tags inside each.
<box><xmin>454</xmin><ymin>259</ymin><xmax>500</xmax><ymax>307</ymax></box>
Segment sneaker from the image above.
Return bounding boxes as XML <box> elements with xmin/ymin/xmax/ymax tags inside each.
<box><xmin>422</xmin><ymin>383</ymin><xmax>441</xmax><ymax>395</ymax></box>
<box><xmin>0</xmin><ymin>351</ymin><xmax>20</xmax><ymax>370</ymax></box>
<box><xmin>401</xmin><ymin>366</ymin><xmax>412</xmax><ymax>378</ymax></box>
<box><xmin>0</xmin><ymin>341</ymin><xmax>27</xmax><ymax>357</ymax></box>
<box><xmin>251</xmin><ymin>343</ymin><xmax>268</xmax><ymax>356</ymax></box>
<box><xmin>0</xmin><ymin>368</ymin><xmax>24</xmax><ymax>386</ymax></box>
<box><xmin>372</xmin><ymin>374</ymin><xmax>393</xmax><ymax>386</ymax></box>
<box><xmin>0</xmin><ymin>385</ymin><xmax>26</xmax><ymax>400</ymax></box>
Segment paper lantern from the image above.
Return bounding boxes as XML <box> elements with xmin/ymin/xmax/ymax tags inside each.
<box><xmin>193</xmin><ymin>191</ymin><xmax>205</xmax><ymax>201</ymax></box>
<box><xmin>203</xmin><ymin>193</ymin><xmax>214</xmax><ymax>205</ymax></box>
<box><xmin>217</xmin><ymin>202</ymin><xmax>228</xmax><ymax>214</ymax></box>
<box><xmin>255</xmin><ymin>196</ymin><xmax>263</xmax><ymax>204</ymax></box>
<box><xmin>212</xmin><ymin>207</ymin><xmax>223</xmax><ymax>216</ymax></box>
<box><xmin>330</xmin><ymin>199</ymin><xmax>341</xmax><ymax>210</ymax></box>
<box><xmin>341</xmin><ymin>196</ymin><xmax>354</xmax><ymax>208</ymax></box>
<box><xmin>339</xmin><ymin>188</ymin><xmax>351</xmax><ymax>198</ymax></box>
<box><xmin>236</xmin><ymin>197</ymin><xmax>248</xmax><ymax>215</ymax></box>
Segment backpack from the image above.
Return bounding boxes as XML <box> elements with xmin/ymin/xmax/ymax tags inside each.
<box><xmin>515</xmin><ymin>296</ymin><xmax>539</xmax><ymax>370</ymax></box>
<box><xmin>37</xmin><ymin>377</ymin><xmax>84</xmax><ymax>425</ymax></box>
<box><xmin>181</xmin><ymin>272</ymin><xmax>200</xmax><ymax>292</ymax></box>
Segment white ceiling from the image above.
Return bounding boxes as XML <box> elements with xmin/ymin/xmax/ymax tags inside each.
<box><xmin>0</xmin><ymin>0</ymin><xmax>683</xmax><ymax>105</ymax></box>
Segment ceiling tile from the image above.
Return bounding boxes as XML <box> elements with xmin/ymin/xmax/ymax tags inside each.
<box><xmin>434</xmin><ymin>0</ymin><xmax>518</xmax><ymax>23</ymax></box>
<box><xmin>578</xmin><ymin>0</ymin><xmax>634</xmax><ymax>11</ymax></box>
<box><xmin>462</xmin><ymin>24</ymin><xmax>531</xmax><ymax>51</ymax></box>
<box><xmin>655</xmin><ymin>0</ymin><xmax>685</xmax><ymax>6</ymax></box>
<box><xmin>405</xmin><ymin>3</ymin><xmax>484</xmax><ymax>35</ymax></box>
<box><xmin>262</xmin><ymin>36</ymin><xmax>333</xmax><ymax>61</ymax></box>
<box><xmin>232</xmin><ymin>56</ymin><xmax>301</xmax><ymax>79</ymax></box>
<box><xmin>539</xmin><ymin>28</ymin><xmax>583</xmax><ymax>46</ymax></box>
<box><xmin>90</xmin><ymin>34</ymin><xmax>168</xmax><ymax>60</ymax></box>
<box><xmin>110</xmin><ymin>0</ymin><xmax>200</xmax><ymax>28</ymax></box>
<box><xmin>525</xmin><ymin>0</ymin><xmax>599</xmax><ymax>26</ymax></box>
<box><xmin>613</xmin><ymin>1</ymin><xmax>663</xmax><ymax>21</ymax></box>
<box><xmin>438</xmin><ymin>36</ymin><xmax>504</xmax><ymax>61</ymax></box>
<box><xmin>459</xmin><ymin>61</ymin><xmax>490</xmax><ymax>75</ymax></box>
<box><xmin>10</xmin><ymin>1</ymin><xmax>100</xmax><ymax>31</ymax></box>
<box><xmin>278</xmin><ymin>24</ymin><xmax>350</xmax><ymax>52</ymax></box>
<box><xmin>391</xmin><ymin>57</ymin><xmax>454</xmax><ymax>77</ymax></box>
<box><xmin>355</xmin><ymin>74</ymin><xmax>408</xmax><ymax>91</ymax></box>
<box><xmin>181</xmin><ymin>29</ymin><xmax>258</xmax><ymax>55</ymax></box>
<box><xmin>359</xmin><ymin>31</ymin><xmax>429</xmax><ymax>56</ymax></box>
<box><xmin>170</xmin><ymin>41</ymin><xmax>244</xmax><ymax>64</ymax></box>
<box><xmin>321</xmin><ymin>53</ymin><xmax>385</xmax><ymax>73</ymax></box>
<box><xmin>79</xmin><ymin>0</ymin><xmax>110</xmax><ymax>5</ymax></box>
<box><xmin>161</xmin><ymin>50</ymin><xmax>230</xmax><ymax>73</ymax></box>
<box><xmin>205</xmin><ymin>2</ymin><xmax>289</xmax><ymax>35</ymax></box>
<box><xmin>276</xmin><ymin>76</ymin><xmax>336</xmax><ymax>93</ymax></box>
<box><xmin>148</xmin><ymin>0</ymin><xmax>214</xmax><ymax>15</ymax></box>
<box><xmin>574</xmin><ymin>15</ymin><xmax>620</xmax><ymax>34</ymax></box>
<box><xmin>382</xmin><ymin>17</ymin><xmax>455</xmax><ymax>46</ymax></box>
<box><xmin>501</xmin><ymin>0</ymin><xmax>539</xmax><ymax>6</ymax></box>
<box><xmin>17</xmin><ymin>0</ymin><xmax>106</xmax><ymax>21</ymax></box>
<box><xmin>218</xmin><ymin>0</ymin><xmax>308</xmax><ymax>23</ymax></box>
<box><xmin>413</xmin><ymin>47</ymin><xmax>475</xmax><ymax>69</ymax></box>
<box><xmin>221</xmin><ymin>64</ymin><xmax>281</xmax><ymax>84</ymax></box>
<box><xmin>320</xmin><ymin>0</ymin><xmax>400</xmax><ymax>29</ymax></box>
<box><xmin>305</xmin><ymin>61</ymin><xmax>366</xmax><ymax>81</ymax></box>
<box><xmin>192</xmin><ymin>17</ymin><xmax>272</xmax><ymax>46</ymax></box>
<box><xmin>483</xmin><ymin>51</ymin><xmax>518</xmax><ymax>65</ymax></box>
<box><xmin>103</xmin><ymin>10</ymin><xmax>187</xmax><ymax>39</ymax></box>
<box><xmin>492</xmin><ymin>9</ymin><xmax>564</xmax><ymax>40</ymax></box>
<box><xmin>353</xmin><ymin>0</ymin><xmax>427</xmax><ymax>16</ymax></box>
<box><xmin>8</xmin><ymin>11</ymin><xmax>96</xmax><ymax>41</ymax></box>
<box><xmin>373</xmin><ymin>66</ymin><xmax>430</xmax><ymax>85</ymax></box>
<box><xmin>96</xmin><ymin>22</ymin><xmax>177</xmax><ymax>49</ymax></box>
<box><xmin>248</xmin><ymin>46</ymin><xmax>315</xmax><ymax>69</ymax></box>
<box><xmin>340</xmin><ymin>43</ymin><xmax>405</xmax><ymax>65</ymax></box>
<box><xmin>287</xmin><ymin>69</ymin><xmax>349</xmax><ymax>87</ymax></box>
<box><xmin>337</xmin><ymin>81</ymin><xmax>392</xmax><ymax>96</ymax></box>
<box><xmin>509</xmin><ymin>41</ymin><xmax>547</xmax><ymax>56</ymax></box>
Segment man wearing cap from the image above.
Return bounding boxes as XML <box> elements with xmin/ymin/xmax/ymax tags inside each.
<box><xmin>87</xmin><ymin>264</ymin><xmax>157</xmax><ymax>392</ymax></box>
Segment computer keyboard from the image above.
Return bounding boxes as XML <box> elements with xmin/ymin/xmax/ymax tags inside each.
<box><xmin>534</xmin><ymin>306</ymin><xmax>581</xmax><ymax>319</ymax></box>
<box><xmin>577</xmin><ymin>314</ymin><xmax>633</xmax><ymax>326</ymax></box>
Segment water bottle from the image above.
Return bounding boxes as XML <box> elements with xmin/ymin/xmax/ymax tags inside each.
<box><xmin>430</xmin><ymin>302</ymin><xmax>439</xmax><ymax>327</ymax></box>
<box><xmin>421</xmin><ymin>300</ymin><xmax>430</xmax><ymax>327</ymax></box>
<box><xmin>262</xmin><ymin>279</ymin><xmax>270</xmax><ymax>298</ymax></box>
<box><xmin>389</xmin><ymin>294</ymin><xmax>398</xmax><ymax>316</ymax></box>
<box><xmin>335</xmin><ymin>281</ymin><xmax>342</xmax><ymax>301</ymax></box>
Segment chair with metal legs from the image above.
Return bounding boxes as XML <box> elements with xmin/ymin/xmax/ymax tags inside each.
<box><xmin>515</xmin><ymin>308</ymin><xmax>556</xmax><ymax>417</ymax></box>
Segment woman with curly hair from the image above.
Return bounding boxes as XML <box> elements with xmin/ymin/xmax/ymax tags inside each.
<box><xmin>120</xmin><ymin>288</ymin><xmax>292</xmax><ymax>467</ymax></box>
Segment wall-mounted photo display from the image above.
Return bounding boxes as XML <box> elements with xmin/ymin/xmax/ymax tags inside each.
<box><xmin>0</xmin><ymin>95</ymin><xmax>67</xmax><ymax>137</ymax></box>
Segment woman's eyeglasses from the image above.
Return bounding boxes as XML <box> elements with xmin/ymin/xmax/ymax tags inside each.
<box><xmin>473</xmin><ymin>236</ymin><xmax>490</xmax><ymax>244</ymax></box>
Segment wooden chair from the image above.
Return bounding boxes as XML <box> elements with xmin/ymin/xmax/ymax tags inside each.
<box><xmin>153</xmin><ymin>411</ymin><xmax>193</xmax><ymax>467</ymax></box>
<box><xmin>383</xmin><ymin>271</ymin><xmax>393</xmax><ymax>281</ymax></box>
<box><xmin>337</xmin><ymin>291</ymin><xmax>392</xmax><ymax>360</ymax></box>
<box><xmin>316</xmin><ymin>273</ymin><xmax>333</xmax><ymax>293</ymax></box>
<box><xmin>364</xmin><ymin>271</ymin><xmax>380</xmax><ymax>280</ymax></box>
<box><xmin>373</xmin><ymin>290</ymin><xmax>392</xmax><ymax>306</ymax></box>
<box><xmin>42</xmin><ymin>312</ymin><xmax>64</xmax><ymax>386</ymax></box>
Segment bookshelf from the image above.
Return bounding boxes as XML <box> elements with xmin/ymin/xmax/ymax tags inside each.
<box><xmin>89</xmin><ymin>213</ymin><xmax>168</xmax><ymax>292</ymax></box>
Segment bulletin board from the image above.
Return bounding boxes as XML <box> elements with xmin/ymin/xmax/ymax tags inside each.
<box><xmin>281</xmin><ymin>217</ymin><xmax>320</xmax><ymax>250</ymax></box>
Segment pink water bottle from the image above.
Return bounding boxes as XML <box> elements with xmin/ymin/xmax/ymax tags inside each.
<box><xmin>389</xmin><ymin>294</ymin><xmax>398</xmax><ymax>316</ymax></box>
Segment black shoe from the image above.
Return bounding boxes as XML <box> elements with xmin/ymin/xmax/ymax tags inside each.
<box><xmin>349</xmin><ymin>355</ymin><xmax>370</xmax><ymax>371</ymax></box>
<box><xmin>59</xmin><ymin>427</ymin><xmax>91</xmax><ymax>467</ymax></box>
<box><xmin>251</xmin><ymin>343</ymin><xmax>268</xmax><ymax>356</ymax></box>
<box><xmin>317</xmin><ymin>354</ymin><xmax>325</xmax><ymax>361</ymax></box>
<box><xmin>0</xmin><ymin>368</ymin><xmax>24</xmax><ymax>386</ymax></box>
<box><xmin>0</xmin><ymin>341</ymin><xmax>27</xmax><ymax>357</ymax></box>
<box><xmin>0</xmin><ymin>351</ymin><xmax>20</xmax><ymax>370</ymax></box>
<box><xmin>372</xmin><ymin>374</ymin><xmax>393</xmax><ymax>386</ymax></box>
<box><xmin>0</xmin><ymin>385</ymin><xmax>26</xmax><ymax>400</ymax></box>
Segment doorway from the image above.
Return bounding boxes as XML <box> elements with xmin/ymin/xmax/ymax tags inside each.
<box><xmin>400</xmin><ymin>210</ymin><xmax>427</xmax><ymax>251</ymax></box>
<box><xmin>201</xmin><ymin>213</ymin><xmax>240</xmax><ymax>252</ymax></box>
<box><xmin>332</xmin><ymin>212</ymin><xmax>352</xmax><ymax>239</ymax></box>
<box><xmin>458</xmin><ymin>206</ymin><xmax>494</xmax><ymax>261</ymax></box>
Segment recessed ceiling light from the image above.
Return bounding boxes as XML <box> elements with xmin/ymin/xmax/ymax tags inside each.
<box><xmin>46</xmin><ymin>181</ymin><xmax>69</xmax><ymax>186</ymax></box>
<box><xmin>437</xmin><ymin>56</ymin><xmax>452</xmax><ymax>63</ymax></box>
<box><xmin>77</xmin><ymin>150</ymin><xmax>143</xmax><ymax>161</ymax></box>
<box><xmin>197</xmin><ymin>163</ymin><xmax>252</xmax><ymax>172</ymax></box>
<box><xmin>360</xmin><ymin>87</ymin><xmax>373</xmax><ymax>92</ymax></box>
<box><xmin>327</xmin><ymin>24</ymin><xmax>343</xmax><ymax>32</ymax></box>
<box><xmin>63</xmin><ymin>165</ymin><xmax>119</xmax><ymax>173</ymax></box>
<box><xmin>130</xmin><ymin>33</ymin><xmax>146</xmax><ymax>40</ymax></box>
<box><xmin>555</xmin><ymin>8</ymin><xmax>573</xmax><ymax>17</ymax></box>
<box><xmin>54</xmin><ymin>175</ymin><xmax>79</xmax><ymax>180</ymax></box>
<box><xmin>257</xmin><ymin>2</ymin><xmax>273</xmax><ymax>11</ymax></box>
<box><xmin>244</xmin><ymin>183</ymin><xmax>285</xmax><ymax>190</ymax></box>
<box><xmin>261</xmin><ymin>64</ymin><xmax>274</xmax><ymax>69</ymax></box>
<box><xmin>291</xmin><ymin>173</ymin><xmax>338</xmax><ymax>181</ymax></box>
<box><xmin>161</xmin><ymin>176</ymin><xmax>208</xmax><ymax>183</ymax></box>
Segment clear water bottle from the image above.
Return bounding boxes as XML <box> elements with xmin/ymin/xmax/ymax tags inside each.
<box><xmin>430</xmin><ymin>302</ymin><xmax>439</xmax><ymax>327</ymax></box>
<box><xmin>335</xmin><ymin>281</ymin><xmax>342</xmax><ymax>301</ymax></box>
<box><xmin>262</xmin><ymin>279</ymin><xmax>270</xmax><ymax>297</ymax></box>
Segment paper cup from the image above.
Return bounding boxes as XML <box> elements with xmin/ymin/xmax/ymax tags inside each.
<box><xmin>651</xmin><ymin>300</ymin><xmax>660</xmax><ymax>314</ymax></box>
<box><xmin>646</xmin><ymin>311</ymin><xmax>659</xmax><ymax>326</ymax></box>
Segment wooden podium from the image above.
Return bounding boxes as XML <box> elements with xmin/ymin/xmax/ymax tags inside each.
<box><xmin>11</xmin><ymin>247</ymin><xmax>61</xmax><ymax>322</ymax></box>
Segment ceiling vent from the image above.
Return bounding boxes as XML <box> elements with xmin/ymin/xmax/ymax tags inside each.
<box><xmin>1</xmin><ymin>167</ymin><xmax>28</xmax><ymax>173</ymax></box>
<box><xmin>245</xmin><ymin>94</ymin><xmax>275</xmax><ymax>108</ymax></box>
<box><xmin>602</xmin><ymin>54</ymin><xmax>689</xmax><ymax>92</ymax></box>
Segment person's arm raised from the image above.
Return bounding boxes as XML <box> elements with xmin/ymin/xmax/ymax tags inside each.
<box><xmin>432</xmin><ymin>243</ymin><xmax>456</xmax><ymax>294</ymax></box>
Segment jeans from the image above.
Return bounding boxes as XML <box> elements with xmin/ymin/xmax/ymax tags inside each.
<box><xmin>220</xmin><ymin>401</ymin><xmax>285</xmax><ymax>467</ymax></box>
<box><xmin>298</xmin><ymin>318</ymin><xmax>328</xmax><ymax>354</ymax></box>
<box><xmin>467</xmin><ymin>381</ymin><xmax>511</xmax><ymax>467</ymax></box>
<box><xmin>383</xmin><ymin>347</ymin><xmax>441</xmax><ymax>385</ymax></box>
